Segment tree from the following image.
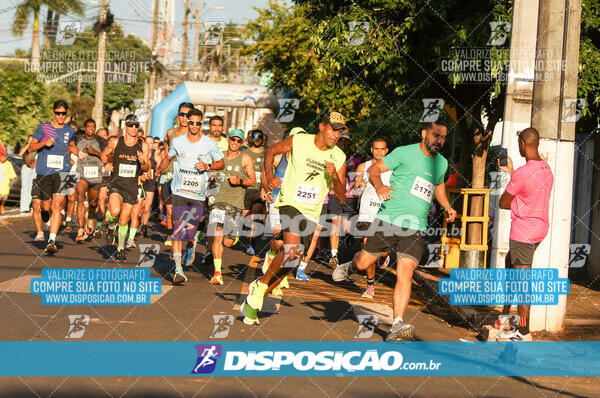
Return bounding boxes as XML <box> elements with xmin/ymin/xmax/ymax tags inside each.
<box><xmin>12</xmin><ymin>0</ymin><xmax>84</xmax><ymax>67</ymax></box>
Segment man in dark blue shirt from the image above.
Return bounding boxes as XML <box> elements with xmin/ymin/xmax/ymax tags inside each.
<box><xmin>28</xmin><ymin>100</ymin><xmax>79</xmax><ymax>254</ymax></box>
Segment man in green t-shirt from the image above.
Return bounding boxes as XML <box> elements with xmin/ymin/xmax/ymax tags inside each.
<box><xmin>333</xmin><ymin>120</ymin><xmax>457</xmax><ymax>341</ymax></box>
<box><xmin>241</xmin><ymin>111</ymin><xmax>348</xmax><ymax>325</ymax></box>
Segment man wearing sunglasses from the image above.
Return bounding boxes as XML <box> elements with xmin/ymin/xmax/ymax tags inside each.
<box><xmin>206</xmin><ymin>129</ymin><xmax>256</xmax><ymax>285</ymax></box>
<box><xmin>242</xmin><ymin>129</ymin><xmax>267</xmax><ymax>256</ymax></box>
<box><xmin>100</xmin><ymin>114</ymin><xmax>150</xmax><ymax>262</ymax></box>
<box><xmin>28</xmin><ymin>100</ymin><xmax>79</xmax><ymax>254</ymax></box>
<box><xmin>161</xmin><ymin>102</ymin><xmax>195</xmax><ymax>246</ymax></box>
<box><xmin>158</xmin><ymin>108</ymin><xmax>225</xmax><ymax>283</ymax></box>
<box><xmin>241</xmin><ymin>111</ymin><xmax>347</xmax><ymax>325</ymax></box>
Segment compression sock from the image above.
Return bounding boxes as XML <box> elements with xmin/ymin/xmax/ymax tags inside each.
<box><xmin>107</xmin><ymin>210</ymin><xmax>117</xmax><ymax>227</ymax></box>
<box><xmin>117</xmin><ymin>225</ymin><xmax>128</xmax><ymax>250</ymax></box>
<box><xmin>173</xmin><ymin>253</ymin><xmax>183</xmax><ymax>273</ymax></box>
<box><xmin>128</xmin><ymin>227</ymin><xmax>137</xmax><ymax>241</ymax></box>
<box><xmin>214</xmin><ymin>258</ymin><xmax>222</xmax><ymax>273</ymax></box>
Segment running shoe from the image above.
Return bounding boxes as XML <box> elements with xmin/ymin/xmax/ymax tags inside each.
<box><xmin>332</xmin><ymin>261</ymin><xmax>353</xmax><ymax>282</ymax></box>
<box><xmin>210</xmin><ymin>271</ymin><xmax>224</xmax><ymax>285</ymax></box>
<box><xmin>386</xmin><ymin>320</ymin><xmax>414</xmax><ymax>341</ymax></box>
<box><xmin>85</xmin><ymin>226</ymin><xmax>94</xmax><ymax>236</ymax></box>
<box><xmin>126</xmin><ymin>239</ymin><xmax>136</xmax><ymax>249</ymax></box>
<box><xmin>241</xmin><ymin>302</ymin><xmax>260</xmax><ymax>325</ymax></box>
<box><xmin>247</xmin><ymin>278</ymin><xmax>268</xmax><ymax>311</ymax></box>
<box><xmin>495</xmin><ymin>328</ymin><xmax>532</xmax><ymax>341</ymax></box>
<box><xmin>362</xmin><ymin>284</ymin><xmax>375</xmax><ymax>299</ymax></box>
<box><xmin>328</xmin><ymin>256</ymin><xmax>339</xmax><ymax>268</ymax></box>
<box><xmin>64</xmin><ymin>222</ymin><xmax>72</xmax><ymax>233</ymax></box>
<box><xmin>271</xmin><ymin>285</ymin><xmax>283</xmax><ymax>296</ymax></box>
<box><xmin>296</xmin><ymin>268</ymin><xmax>310</xmax><ymax>281</ymax></box>
<box><xmin>173</xmin><ymin>270</ymin><xmax>187</xmax><ymax>284</ymax></box>
<box><xmin>75</xmin><ymin>230</ymin><xmax>88</xmax><ymax>242</ymax></box>
<box><xmin>184</xmin><ymin>239</ymin><xmax>197</xmax><ymax>267</ymax></box>
<box><xmin>378</xmin><ymin>255</ymin><xmax>391</xmax><ymax>269</ymax></box>
<box><xmin>115</xmin><ymin>249</ymin><xmax>127</xmax><ymax>263</ymax></box>
<box><xmin>279</xmin><ymin>275</ymin><xmax>289</xmax><ymax>289</ymax></box>
<box><xmin>34</xmin><ymin>232</ymin><xmax>45</xmax><ymax>242</ymax></box>
<box><xmin>44</xmin><ymin>240</ymin><xmax>58</xmax><ymax>254</ymax></box>
<box><xmin>246</xmin><ymin>245</ymin><xmax>255</xmax><ymax>256</ymax></box>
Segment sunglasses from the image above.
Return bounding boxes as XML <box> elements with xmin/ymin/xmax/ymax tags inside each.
<box><xmin>252</xmin><ymin>134</ymin><xmax>262</xmax><ymax>139</ymax></box>
<box><xmin>178</xmin><ymin>112</ymin><xmax>188</xmax><ymax>117</ymax></box>
<box><xmin>125</xmin><ymin>122</ymin><xmax>140</xmax><ymax>128</ymax></box>
<box><xmin>230</xmin><ymin>137</ymin><xmax>243</xmax><ymax>143</ymax></box>
<box><xmin>54</xmin><ymin>111</ymin><xmax>67</xmax><ymax>116</ymax></box>
<box><xmin>188</xmin><ymin>121</ymin><xmax>202</xmax><ymax>126</ymax></box>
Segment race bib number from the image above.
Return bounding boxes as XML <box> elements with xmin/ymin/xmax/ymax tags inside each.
<box><xmin>181</xmin><ymin>173</ymin><xmax>203</xmax><ymax>192</ymax></box>
<box><xmin>118</xmin><ymin>164</ymin><xmax>137</xmax><ymax>178</ymax></box>
<box><xmin>83</xmin><ymin>166</ymin><xmax>99</xmax><ymax>179</ymax></box>
<box><xmin>47</xmin><ymin>154</ymin><xmax>64</xmax><ymax>169</ymax></box>
<box><xmin>209</xmin><ymin>208</ymin><xmax>226</xmax><ymax>224</ymax></box>
<box><xmin>295</xmin><ymin>183</ymin><xmax>320</xmax><ymax>205</ymax></box>
<box><xmin>410</xmin><ymin>176</ymin><xmax>434</xmax><ymax>203</ymax></box>
<box><xmin>256</xmin><ymin>171</ymin><xmax>261</xmax><ymax>184</ymax></box>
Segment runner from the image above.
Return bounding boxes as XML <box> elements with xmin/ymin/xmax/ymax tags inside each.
<box><xmin>242</xmin><ymin>111</ymin><xmax>347</xmax><ymax>325</ymax></box>
<box><xmin>28</xmin><ymin>100</ymin><xmax>79</xmax><ymax>254</ymax></box>
<box><xmin>157</xmin><ymin>108</ymin><xmax>224</xmax><ymax>283</ymax></box>
<box><xmin>207</xmin><ymin>129</ymin><xmax>255</xmax><ymax>285</ymax></box>
<box><xmin>207</xmin><ymin>115</ymin><xmax>228</xmax><ymax>153</ymax></box>
<box><xmin>74</xmin><ymin>119</ymin><xmax>104</xmax><ymax>241</ymax></box>
<box><xmin>332</xmin><ymin>121</ymin><xmax>456</xmax><ymax>341</ymax></box>
<box><xmin>94</xmin><ymin>128</ymin><xmax>111</xmax><ymax>238</ymax></box>
<box><xmin>139</xmin><ymin>136</ymin><xmax>161</xmax><ymax>238</ymax></box>
<box><xmin>353</xmin><ymin>137</ymin><xmax>391</xmax><ymax>298</ymax></box>
<box><xmin>242</xmin><ymin>129</ymin><xmax>266</xmax><ymax>255</ymax></box>
<box><xmin>100</xmin><ymin>114</ymin><xmax>150</xmax><ymax>262</ymax></box>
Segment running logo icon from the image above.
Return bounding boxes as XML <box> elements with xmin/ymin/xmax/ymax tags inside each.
<box><xmin>136</xmin><ymin>244</ymin><xmax>160</xmax><ymax>268</ymax></box>
<box><xmin>191</xmin><ymin>344</ymin><xmax>222</xmax><ymax>374</ymax></box>
<box><xmin>487</xmin><ymin>22</ymin><xmax>511</xmax><ymax>46</ymax></box>
<box><xmin>204</xmin><ymin>22</ymin><xmax>224</xmax><ymax>46</ymax></box>
<box><xmin>65</xmin><ymin>315</ymin><xmax>89</xmax><ymax>338</ymax></box>
<box><xmin>420</xmin><ymin>99</ymin><xmax>444</xmax><ymax>123</ymax></box>
<box><xmin>210</xmin><ymin>314</ymin><xmax>233</xmax><ymax>338</ymax></box>
<box><xmin>568</xmin><ymin>244</ymin><xmax>590</xmax><ymax>268</ymax></box>
<box><xmin>354</xmin><ymin>315</ymin><xmax>379</xmax><ymax>339</ymax></box>
<box><xmin>276</xmin><ymin>99</ymin><xmax>299</xmax><ymax>123</ymax></box>
<box><xmin>56</xmin><ymin>21</ymin><xmax>81</xmax><ymax>46</ymax></box>
<box><xmin>424</xmin><ymin>244</ymin><xmax>448</xmax><ymax>268</ymax></box>
<box><xmin>562</xmin><ymin>99</ymin><xmax>586</xmax><ymax>122</ymax></box>
<box><xmin>134</xmin><ymin>99</ymin><xmax>156</xmax><ymax>123</ymax></box>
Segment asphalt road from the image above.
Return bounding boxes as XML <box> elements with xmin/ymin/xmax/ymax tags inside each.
<box><xmin>0</xmin><ymin>216</ymin><xmax>596</xmax><ymax>397</ymax></box>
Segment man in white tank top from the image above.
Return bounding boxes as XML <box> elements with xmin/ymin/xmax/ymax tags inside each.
<box><xmin>353</xmin><ymin>137</ymin><xmax>391</xmax><ymax>299</ymax></box>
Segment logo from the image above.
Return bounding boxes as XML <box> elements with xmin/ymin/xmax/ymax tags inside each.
<box><xmin>191</xmin><ymin>344</ymin><xmax>222</xmax><ymax>374</ymax></box>
<box><xmin>420</xmin><ymin>99</ymin><xmax>444</xmax><ymax>122</ymax></box>
<box><xmin>237</xmin><ymin>88</ymin><xmax>258</xmax><ymax>106</ymax></box>
<box><xmin>136</xmin><ymin>244</ymin><xmax>160</xmax><ymax>268</ymax></box>
<box><xmin>489</xmin><ymin>171</ymin><xmax>510</xmax><ymax>196</ymax></box>
<box><xmin>562</xmin><ymin>98</ymin><xmax>586</xmax><ymax>122</ymax></box>
<box><xmin>568</xmin><ymin>243</ymin><xmax>590</xmax><ymax>268</ymax></box>
<box><xmin>133</xmin><ymin>98</ymin><xmax>156</xmax><ymax>123</ymax></box>
<box><xmin>347</xmin><ymin>21</ymin><xmax>369</xmax><ymax>45</ymax></box>
<box><xmin>280</xmin><ymin>243</ymin><xmax>304</xmax><ymax>268</ymax></box>
<box><xmin>276</xmin><ymin>99</ymin><xmax>299</xmax><ymax>123</ymax></box>
<box><xmin>305</xmin><ymin>170</ymin><xmax>320</xmax><ymax>182</ymax></box>
<box><xmin>423</xmin><ymin>244</ymin><xmax>448</xmax><ymax>268</ymax></box>
<box><xmin>203</xmin><ymin>22</ymin><xmax>225</xmax><ymax>46</ymax></box>
<box><xmin>59</xmin><ymin>171</ymin><xmax>80</xmax><ymax>195</ymax></box>
<box><xmin>487</xmin><ymin>22</ymin><xmax>511</xmax><ymax>46</ymax></box>
<box><xmin>56</xmin><ymin>21</ymin><xmax>81</xmax><ymax>46</ymax></box>
<box><xmin>65</xmin><ymin>315</ymin><xmax>89</xmax><ymax>338</ymax></box>
<box><xmin>354</xmin><ymin>315</ymin><xmax>379</xmax><ymax>338</ymax></box>
<box><xmin>210</xmin><ymin>314</ymin><xmax>233</xmax><ymax>338</ymax></box>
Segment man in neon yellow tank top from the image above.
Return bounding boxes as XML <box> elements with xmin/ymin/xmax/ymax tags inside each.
<box><xmin>241</xmin><ymin>111</ymin><xmax>348</xmax><ymax>325</ymax></box>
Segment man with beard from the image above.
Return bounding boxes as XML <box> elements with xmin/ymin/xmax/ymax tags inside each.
<box><xmin>332</xmin><ymin>120</ymin><xmax>457</xmax><ymax>341</ymax></box>
<box><xmin>242</xmin><ymin>129</ymin><xmax>266</xmax><ymax>255</ymax></box>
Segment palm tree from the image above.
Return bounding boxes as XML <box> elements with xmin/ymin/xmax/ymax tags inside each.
<box><xmin>12</xmin><ymin>0</ymin><xmax>84</xmax><ymax>69</ymax></box>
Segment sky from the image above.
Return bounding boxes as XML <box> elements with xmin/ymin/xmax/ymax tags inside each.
<box><xmin>0</xmin><ymin>0</ymin><xmax>277</xmax><ymax>57</ymax></box>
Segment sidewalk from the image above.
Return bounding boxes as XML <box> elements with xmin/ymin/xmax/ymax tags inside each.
<box><xmin>0</xmin><ymin>207</ymin><xmax>30</xmax><ymax>226</ymax></box>
<box><xmin>413</xmin><ymin>266</ymin><xmax>600</xmax><ymax>341</ymax></box>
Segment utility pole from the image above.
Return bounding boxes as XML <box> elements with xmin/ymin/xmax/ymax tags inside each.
<box><xmin>181</xmin><ymin>0</ymin><xmax>190</xmax><ymax>73</ymax></box>
<box><xmin>147</xmin><ymin>0</ymin><xmax>160</xmax><ymax>133</ymax></box>
<box><xmin>92</xmin><ymin>0</ymin><xmax>109</xmax><ymax>127</ymax></box>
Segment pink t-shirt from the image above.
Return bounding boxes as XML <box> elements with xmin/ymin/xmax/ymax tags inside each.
<box><xmin>505</xmin><ymin>159</ymin><xmax>554</xmax><ymax>243</ymax></box>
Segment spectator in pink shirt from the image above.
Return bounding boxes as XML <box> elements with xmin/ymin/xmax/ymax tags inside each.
<box><xmin>497</xmin><ymin>127</ymin><xmax>554</xmax><ymax>341</ymax></box>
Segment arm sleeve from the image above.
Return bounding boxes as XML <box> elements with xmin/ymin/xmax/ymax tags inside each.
<box><xmin>33</xmin><ymin>124</ymin><xmax>44</xmax><ymax>142</ymax></box>
<box><xmin>505</xmin><ymin>168</ymin><xmax>524</xmax><ymax>196</ymax></box>
<box><xmin>382</xmin><ymin>147</ymin><xmax>405</xmax><ymax>171</ymax></box>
